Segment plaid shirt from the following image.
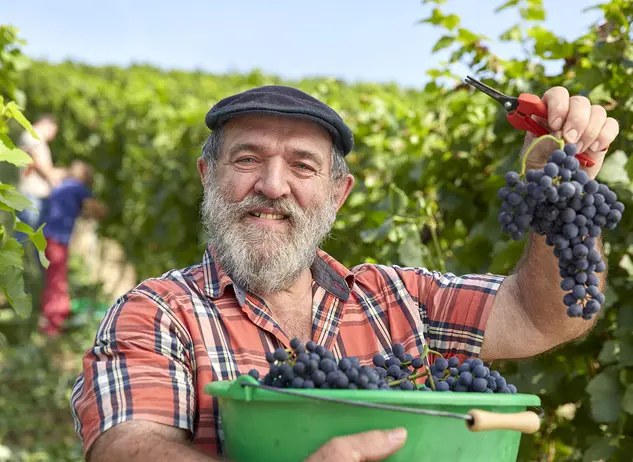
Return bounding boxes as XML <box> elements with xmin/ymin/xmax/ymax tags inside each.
<box><xmin>70</xmin><ymin>247</ymin><xmax>505</xmax><ymax>457</ymax></box>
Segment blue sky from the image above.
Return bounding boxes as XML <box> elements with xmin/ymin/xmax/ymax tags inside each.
<box><xmin>4</xmin><ymin>0</ymin><xmax>603</xmax><ymax>88</ymax></box>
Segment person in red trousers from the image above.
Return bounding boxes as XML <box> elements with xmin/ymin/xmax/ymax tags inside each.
<box><xmin>39</xmin><ymin>160</ymin><xmax>108</xmax><ymax>336</ymax></box>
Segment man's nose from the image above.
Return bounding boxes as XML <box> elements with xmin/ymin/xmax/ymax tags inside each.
<box><xmin>253</xmin><ymin>158</ymin><xmax>291</xmax><ymax>199</ymax></box>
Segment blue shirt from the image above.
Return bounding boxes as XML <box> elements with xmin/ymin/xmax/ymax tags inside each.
<box><xmin>41</xmin><ymin>178</ymin><xmax>92</xmax><ymax>245</ymax></box>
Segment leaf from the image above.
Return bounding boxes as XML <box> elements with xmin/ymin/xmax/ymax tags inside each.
<box><xmin>0</xmin><ymin>265</ymin><xmax>32</xmax><ymax>318</ymax></box>
<box><xmin>388</xmin><ymin>184</ymin><xmax>409</xmax><ymax>215</ymax></box>
<box><xmin>360</xmin><ymin>218</ymin><xmax>393</xmax><ymax>243</ymax></box>
<box><xmin>456</xmin><ymin>28</ymin><xmax>480</xmax><ymax>45</ymax></box>
<box><xmin>598</xmin><ymin>150</ymin><xmax>630</xmax><ymax>185</ymax></box>
<box><xmin>0</xmin><ymin>237</ymin><xmax>24</xmax><ymax>273</ymax></box>
<box><xmin>432</xmin><ymin>35</ymin><xmax>455</xmax><ymax>53</ymax></box>
<box><xmin>623</xmin><ymin>383</ymin><xmax>633</xmax><ymax>415</ymax></box>
<box><xmin>619</xmin><ymin>337</ymin><xmax>633</xmax><ymax>367</ymax></box>
<box><xmin>618</xmin><ymin>304</ymin><xmax>633</xmax><ymax>331</ymax></box>
<box><xmin>0</xmin><ymin>133</ymin><xmax>16</xmax><ymax>150</ymax></box>
<box><xmin>597</xmin><ymin>340</ymin><xmax>619</xmax><ymax>365</ymax></box>
<box><xmin>585</xmin><ymin>367</ymin><xmax>622</xmax><ymax>423</ymax></box>
<box><xmin>30</xmin><ymin>224</ymin><xmax>49</xmax><ymax>269</ymax></box>
<box><xmin>0</xmin><ymin>185</ymin><xmax>34</xmax><ymax>212</ymax></box>
<box><xmin>500</xmin><ymin>25</ymin><xmax>522</xmax><ymax>42</ymax></box>
<box><xmin>624</xmin><ymin>153</ymin><xmax>633</xmax><ymax>183</ymax></box>
<box><xmin>13</xmin><ymin>221</ymin><xmax>34</xmax><ymax>236</ymax></box>
<box><xmin>4</xmin><ymin>101</ymin><xmax>38</xmax><ymax>138</ymax></box>
<box><xmin>0</xmin><ymin>143</ymin><xmax>32</xmax><ymax>167</ymax></box>
<box><xmin>494</xmin><ymin>0</ymin><xmax>520</xmax><ymax>13</ymax></box>
<box><xmin>582</xmin><ymin>437</ymin><xmax>618</xmax><ymax>462</ymax></box>
<box><xmin>397</xmin><ymin>228</ymin><xmax>427</xmax><ymax>267</ymax></box>
<box><xmin>419</xmin><ymin>8</ymin><xmax>460</xmax><ymax>30</ymax></box>
<box><xmin>520</xmin><ymin>5</ymin><xmax>546</xmax><ymax>21</ymax></box>
<box><xmin>619</xmin><ymin>254</ymin><xmax>633</xmax><ymax>277</ymax></box>
<box><xmin>441</xmin><ymin>14</ymin><xmax>460</xmax><ymax>30</ymax></box>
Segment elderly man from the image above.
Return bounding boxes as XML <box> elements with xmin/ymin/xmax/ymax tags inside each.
<box><xmin>71</xmin><ymin>85</ymin><xmax>618</xmax><ymax>462</ymax></box>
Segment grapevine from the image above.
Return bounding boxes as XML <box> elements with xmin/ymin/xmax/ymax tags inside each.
<box><xmin>498</xmin><ymin>135</ymin><xmax>624</xmax><ymax>320</ymax></box>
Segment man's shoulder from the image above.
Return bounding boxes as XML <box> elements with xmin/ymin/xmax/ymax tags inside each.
<box><xmin>123</xmin><ymin>261</ymin><xmax>207</xmax><ymax>303</ymax></box>
<box><xmin>350</xmin><ymin>261</ymin><xmax>433</xmax><ymax>277</ymax></box>
<box><xmin>348</xmin><ymin>261</ymin><xmax>431</xmax><ymax>289</ymax></box>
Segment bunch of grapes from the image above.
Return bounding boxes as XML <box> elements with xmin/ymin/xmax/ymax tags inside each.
<box><xmin>246</xmin><ymin>338</ymin><xmax>517</xmax><ymax>393</ymax></box>
<box><xmin>420</xmin><ymin>356</ymin><xmax>516</xmax><ymax>393</ymax></box>
<box><xmin>498</xmin><ymin>142</ymin><xmax>624</xmax><ymax>320</ymax></box>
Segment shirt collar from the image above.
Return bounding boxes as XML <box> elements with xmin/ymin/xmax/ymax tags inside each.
<box><xmin>201</xmin><ymin>246</ymin><xmax>355</xmax><ymax>305</ymax></box>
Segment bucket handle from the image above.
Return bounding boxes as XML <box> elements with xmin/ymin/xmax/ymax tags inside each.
<box><xmin>239</xmin><ymin>381</ymin><xmax>543</xmax><ymax>434</ymax></box>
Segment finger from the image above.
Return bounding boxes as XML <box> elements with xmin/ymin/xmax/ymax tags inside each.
<box><xmin>561</xmin><ymin>96</ymin><xmax>591</xmax><ymax>145</ymax></box>
<box><xmin>576</xmin><ymin>105</ymin><xmax>607</xmax><ymax>154</ymax></box>
<box><xmin>541</xmin><ymin>87</ymin><xmax>570</xmax><ymax>131</ymax></box>
<box><xmin>584</xmin><ymin>117</ymin><xmax>619</xmax><ymax>166</ymax></box>
<box><xmin>307</xmin><ymin>428</ymin><xmax>407</xmax><ymax>462</ymax></box>
<box><xmin>586</xmin><ymin>117</ymin><xmax>619</xmax><ymax>154</ymax></box>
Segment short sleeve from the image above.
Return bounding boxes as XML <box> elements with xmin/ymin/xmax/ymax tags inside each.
<box><xmin>393</xmin><ymin>266</ymin><xmax>506</xmax><ymax>359</ymax></box>
<box><xmin>68</xmin><ymin>182</ymin><xmax>92</xmax><ymax>201</ymax></box>
<box><xmin>70</xmin><ymin>290</ymin><xmax>196</xmax><ymax>456</ymax></box>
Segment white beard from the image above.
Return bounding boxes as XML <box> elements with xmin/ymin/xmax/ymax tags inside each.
<box><xmin>201</xmin><ymin>171</ymin><xmax>339</xmax><ymax>294</ymax></box>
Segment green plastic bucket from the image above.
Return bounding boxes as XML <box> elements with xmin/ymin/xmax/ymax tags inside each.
<box><xmin>205</xmin><ymin>375</ymin><xmax>541</xmax><ymax>462</ymax></box>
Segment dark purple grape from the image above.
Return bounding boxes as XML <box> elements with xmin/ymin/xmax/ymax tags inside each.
<box><xmin>436</xmin><ymin>381</ymin><xmax>450</xmax><ymax>392</ymax></box>
<box><xmin>567</xmin><ymin>304</ymin><xmax>583</xmax><ymax>317</ymax></box>
<box><xmin>472</xmin><ymin>365</ymin><xmax>487</xmax><ymax>378</ymax></box>
<box><xmin>434</xmin><ymin>358</ymin><xmax>449</xmax><ymax>371</ymax></box>
<box><xmin>391</xmin><ymin>343</ymin><xmax>405</xmax><ymax>358</ymax></box>
<box><xmin>372</xmin><ymin>355</ymin><xmax>386</xmax><ymax>368</ymax></box>
<box><xmin>505</xmin><ymin>171</ymin><xmax>520</xmax><ymax>186</ymax></box>
<box><xmin>459</xmin><ymin>372</ymin><xmax>473</xmax><ymax>386</ymax></box>
<box><xmin>387</xmin><ymin>364</ymin><xmax>402</xmax><ymax>378</ymax></box>
<box><xmin>472</xmin><ymin>377</ymin><xmax>488</xmax><ymax>392</ymax></box>
<box><xmin>550</xmin><ymin>150</ymin><xmax>566</xmax><ymax>164</ymax></box>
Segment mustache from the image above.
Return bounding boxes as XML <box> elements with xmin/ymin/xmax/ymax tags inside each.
<box><xmin>228</xmin><ymin>194</ymin><xmax>304</xmax><ymax>223</ymax></box>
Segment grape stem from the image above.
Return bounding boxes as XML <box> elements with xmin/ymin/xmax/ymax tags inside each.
<box><xmin>520</xmin><ymin>134</ymin><xmax>565</xmax><ymax>177</ymax></box>
<box><xmin>426</xmin><ymin>365</ymin><xmax>437</xmax><ymax>390</ymax></box>
<box><xmin>388</xmin><ymin>370</ymin><xmax>430</xmax><ymax>387</ymax></box>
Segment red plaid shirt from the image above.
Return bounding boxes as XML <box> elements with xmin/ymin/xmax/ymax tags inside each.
<box><xmin>71</xmin><ymin>247</ymin><xmax>505</xmax><ymax>456</ymax></box>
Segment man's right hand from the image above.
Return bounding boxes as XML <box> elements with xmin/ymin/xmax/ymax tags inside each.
<box><xmin>305</xmin><ymin>428</ymin><xmax>408</xmax><ymax>462</ymax></box>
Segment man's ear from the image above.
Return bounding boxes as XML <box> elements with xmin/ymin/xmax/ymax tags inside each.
<box><xmin>334</xmin><ymin>174</ymin><xmax>355</xmax><ymax>212</ymax></box>
<box><xmin>197</xmin><ymin>157</ymin><xmax>207</xmax><ymax>183</ymax></box>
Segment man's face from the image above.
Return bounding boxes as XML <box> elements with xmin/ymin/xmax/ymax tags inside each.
<box><xmin>200</xmin><ymin>114</ymin><xmax>353</xmax><ymax>294</ymax></box>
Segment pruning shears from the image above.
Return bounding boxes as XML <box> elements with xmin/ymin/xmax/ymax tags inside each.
<box><xmin>464</xmin><ymin>75</ymin><xmax>595</xmax><ymax>168</ymax></box>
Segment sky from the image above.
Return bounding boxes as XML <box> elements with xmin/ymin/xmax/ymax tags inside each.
<box><xmin>4</xmin><ymin>0</ymin><xmax>604</xmax><ymax>89</ymax></box>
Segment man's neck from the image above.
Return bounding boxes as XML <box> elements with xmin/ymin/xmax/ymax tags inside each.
<box><xmin>259</xmin><ymin>267</ymin><xmax>315</xmax><ymax>342</ymax></box>
<box><xmin>262</xmin><ymin>267</ymin><xmax>313</xmax><ymax>305</ymax></box>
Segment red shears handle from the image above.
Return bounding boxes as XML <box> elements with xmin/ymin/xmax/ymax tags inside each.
<box><xmin>509</xmin><ymin>93</ymin><xmax>596</xmax><ymax>168</ymax></box>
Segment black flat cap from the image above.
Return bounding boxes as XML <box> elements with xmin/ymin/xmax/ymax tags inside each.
<box><xmin>205</xmin><ymin>85</ymin><xmax>354</xmax><ymax>156</ymax></box>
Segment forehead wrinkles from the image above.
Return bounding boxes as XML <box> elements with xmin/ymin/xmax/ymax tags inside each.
<box><xmin>222</xmin><ymin>117</ymin><xmax>332</xmax><ymax>159</ymax></box>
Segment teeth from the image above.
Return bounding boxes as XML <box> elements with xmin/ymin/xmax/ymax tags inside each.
<box><xmin>251</xmin><ymin>212</ymin><xmax>286</xmax><ymax>220</ymax></box>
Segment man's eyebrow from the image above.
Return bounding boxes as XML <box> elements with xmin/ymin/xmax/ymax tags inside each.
<box><xmin>226</xmin><ymin>142</ymin><xmax>266</xmax><ymax>158</ymax></box>
<box><xmin>227</xmin><ymin>143</ymin><xmax>325</xmax><ymax>168</ymax></box>
<box><xmin>291</xmin><ymin>149</ymin><xmax>324</xmax><ymax>168</ymax></box>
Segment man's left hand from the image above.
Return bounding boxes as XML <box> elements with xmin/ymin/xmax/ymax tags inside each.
<box><xmin>523</xmin><ymin>87</ymin><xmax>619</xmax><ymax>179</ymax></box>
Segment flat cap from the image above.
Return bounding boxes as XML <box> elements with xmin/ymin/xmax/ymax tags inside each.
<box><xmin>205</xmin><ymin>85</ymin><xmax>354</xmax><ymax>156</ymax></box>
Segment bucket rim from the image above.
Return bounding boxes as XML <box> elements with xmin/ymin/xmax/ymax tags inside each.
<box><xmin>205</xmin><ymin>376</ymin><xmax>541</xmax><ymax>407</ymax></box>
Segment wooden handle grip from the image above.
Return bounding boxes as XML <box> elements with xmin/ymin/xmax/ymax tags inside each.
<box><xmin>466</xmin><ymin>409</ymin><xmax>541</xmax><ymax>434</ymax></box>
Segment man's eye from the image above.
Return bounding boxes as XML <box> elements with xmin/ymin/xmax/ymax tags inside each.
<box><xmin>296</xmin><ymin>163</ymin><xmax>313</xmax><ymax>170</ymax></box>
<box><xmin>237</xmin><ymin>157</ymin><xmax>256</xmax><ymax>163</ymax></box>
